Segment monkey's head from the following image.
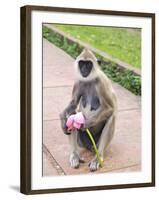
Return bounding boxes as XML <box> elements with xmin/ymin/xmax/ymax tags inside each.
<box><xmin>75</xmin><ymin>49</ymin><xmax>99</xmax><ymax>81</ymax></box>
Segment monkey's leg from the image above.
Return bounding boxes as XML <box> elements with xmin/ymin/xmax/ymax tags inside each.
<box><xmin>68</xmin><ymin>130</ymin><xmax>84</xmax><ymax>168</ymax></box>
<box><xmin>89</xmin><ymin>115</ymin><xmax>115</xmax><ymax>171</ymax></box>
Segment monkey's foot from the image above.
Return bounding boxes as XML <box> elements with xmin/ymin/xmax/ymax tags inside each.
<box><xmin>69</xmin><ymin>152</ymin><xmax>84</xmax><ymax>169</ymax></box>
<box><xmin>89</xmin><ymin>157</ymin><xmax>100</xmax><ymax>172</ymax></box>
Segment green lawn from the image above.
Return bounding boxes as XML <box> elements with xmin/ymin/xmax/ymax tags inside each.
<box><xmin>54</xmin><ymin>25</ymin><xmax>141</xmax><ymax>68</ymax></box>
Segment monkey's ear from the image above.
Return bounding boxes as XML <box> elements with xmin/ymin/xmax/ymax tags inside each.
<box><xmin>97</xmin><ymin>59</ymin><xmax>102</xmax><ymax>65</ymax></box>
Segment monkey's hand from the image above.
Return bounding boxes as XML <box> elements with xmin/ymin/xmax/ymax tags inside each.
<box><xmin>83</xmin><ymin>106</ymin><xmax>113</xmax><ymax>129</ymax></box>
<box><xmin>59</xmin><ymin>112</ymin><xmax>71</xmax><ymax>135</ymax></box>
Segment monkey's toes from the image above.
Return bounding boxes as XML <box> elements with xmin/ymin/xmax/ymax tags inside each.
<box><xmin>69</xmin><ymin>152</ymin><xmax>80</xmax><ymax>169</ymax></box>
<box><xmin>89</xmin><ymin>159</ymin><xmax>99</xmax><ymax>172</ymax></box>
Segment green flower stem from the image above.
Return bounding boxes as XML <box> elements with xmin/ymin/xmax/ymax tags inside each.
<box><xmin>86</xmin><ymin>128</ymin><xmax>103</xmax><ymax>167</ymax></box>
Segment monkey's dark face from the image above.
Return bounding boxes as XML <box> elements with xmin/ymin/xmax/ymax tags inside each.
<box><xmin>78</xmin><ymin>60</ymin><xmax>93</xmax><ymax>77</ymax></box>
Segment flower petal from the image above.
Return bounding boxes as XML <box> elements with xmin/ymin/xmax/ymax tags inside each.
<box><xmin>66</xmin><ymin>114</ymin><xmax>75</xmax><ymax>128</ymax></box>
<box><xmin>74</xmin><ymin>112</ymin><xmax>85</xmax><ymax>124</ymax></box>
<box><xmin>73</xmin><ymin>122</ymin><xmax>81</xmax><ymax>129</ymax></box>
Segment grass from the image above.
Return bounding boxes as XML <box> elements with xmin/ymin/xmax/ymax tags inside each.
<box><xmin>54</xmin><ymin>25</ymin><xmax>141</xmax><ymax>68</ymax></box>
<box><xmin>43</xmin><ymin>25</ymin><xmax>141</xmax><ymax>95</ymax></box>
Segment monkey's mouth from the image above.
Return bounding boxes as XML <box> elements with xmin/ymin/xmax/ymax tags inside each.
<box><xmin>80</xmin><ymin>68</ymin><xmax>91</xmax><ymax>77</ymax></box>
<box><xmin>78</xmin><ymin>60</ymin><xmax>93</xmax><ymax>77</ymax></box>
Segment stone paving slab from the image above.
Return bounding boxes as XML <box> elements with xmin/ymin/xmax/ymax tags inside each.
<box><xmin>42</xmin><ymin>38</ymin><xmax>141</xmax><ymax>176</ymax></box>
<box><xmin>112</xmin><ymin>164</ymin><xmax>141</xmax><ymax>173</ymax></box>
<box><xmin>43</xmin><ymin>152</ymin><xmax>59</xmax><ymax>176</ymax></box>
<box><xmin>43</xmin><ymin>39</ymin><xmax>75</xmax><ymax>87</ymax></box>
<box><xmin>43</xmin><ymin>86</ymin><xmax>72</xmax><ymax>120</ymax></box>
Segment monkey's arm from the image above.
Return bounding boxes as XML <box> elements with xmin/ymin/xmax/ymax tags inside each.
<box><xmin>84</xmin><ymin>105</ymin><xmax>113</xmax><ymax>128</ymax></box>
<box><xmin>60</xmin><ymin>82</ymin><xmax>82</xmax><ymax>134</ymax></box>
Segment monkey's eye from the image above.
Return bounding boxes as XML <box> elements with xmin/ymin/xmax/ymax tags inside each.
<box><xmin>86</xmin><ymin>61</ymin><xmax>93</xmax><ymax>69</ymax></box>
<box><xmin>78</xmin><ymin>60</ymin><xmax>93</xmax><ymax>69</ymax></box>
<box><xmin>78</xmin><ymin>60</ymin><xmax>85</xmax><ymax>68</ymax></box>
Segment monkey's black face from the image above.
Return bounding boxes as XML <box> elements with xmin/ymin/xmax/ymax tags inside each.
<box><xmin>78</xmin><ymin>60</ymin><xmax>93</xmax><ymax>77</ymax></box>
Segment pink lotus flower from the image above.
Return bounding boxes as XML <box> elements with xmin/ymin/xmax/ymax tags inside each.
<box><xmin>66</xmin><ymin>112</ymin><xmax>85</xmax><ymax>131</ymax></box>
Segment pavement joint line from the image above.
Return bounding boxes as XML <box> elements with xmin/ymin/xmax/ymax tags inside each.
<box><xmin>118</xmin><ymin>107</ymin><xmax>140</xmax><ymax>112</ymax></box>
<box><xmin>102</xmin><ymin>163</ymin><xmax>141</xmax><ymax>173</ymax></box>
<box><xmin>43</xmin><ymin>108</ymin><xmax>140</xmax><ymax>122</ymax></box>
<box><xmin>43</xmin><ymin>85</ymin><xmax>73</xmax><ymax>89</ymax></box>
<box><xmin>43</xmin><ymin>144</ymin><xmax>66</xmax><ymax>176</ymax></box>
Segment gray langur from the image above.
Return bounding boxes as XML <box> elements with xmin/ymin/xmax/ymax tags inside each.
<box><xmin>60</xmin><ymin>49</ymin><xmax>117</xmax><ymax>171</ymax></box>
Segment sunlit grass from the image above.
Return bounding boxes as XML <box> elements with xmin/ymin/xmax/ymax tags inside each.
<box><xmin>54</xmin><ymin>25</ymin><xmax>141</xmax><ymax>68</ymax></box>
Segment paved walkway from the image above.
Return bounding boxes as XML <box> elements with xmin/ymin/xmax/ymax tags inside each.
<box><xmin>43</xmin><ymin>39</ymin><xmax>141</xmax><ymax>176</ymax></box>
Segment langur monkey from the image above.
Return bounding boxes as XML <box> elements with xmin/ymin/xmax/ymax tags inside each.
<box><xmin>60</xmin><ymin>49</ymin><xmax>117</xmax><ymax>171</ymax></box>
